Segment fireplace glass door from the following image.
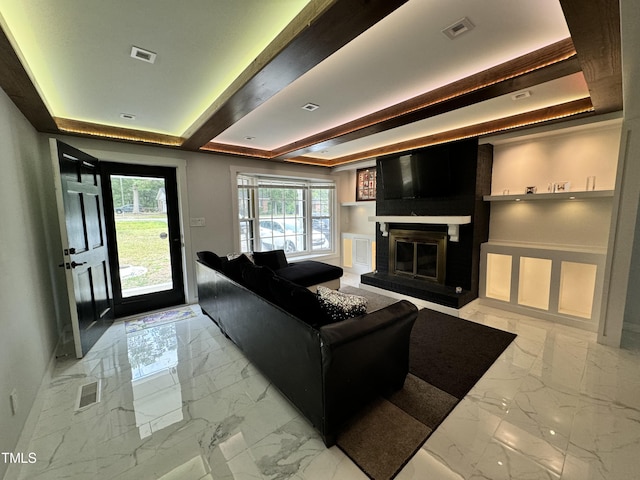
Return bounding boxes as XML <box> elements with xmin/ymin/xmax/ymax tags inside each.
<box><xmin>416</xmin><ymin>243</ymin><xmax>438</xmax><ymax>278</ymax></box>
<box><xmin>389</xmin><ymin>229</ymin><xmax>447</xmax><ymax>284</ymax></box>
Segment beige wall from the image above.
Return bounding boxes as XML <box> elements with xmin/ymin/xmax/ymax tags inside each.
<box><xmin>0</xmin><ymin>89</ymin><xmax>63</xmax><ymax>478</ymax></box>
<box><xmin>490</xmin><ymin>124</ymin><xmax>621</xmax><ymax>196</ymax></box>
<box><xmin>488</xmin><ymin>123</ymin><xmax>621</xmax><ymax>250</ymax></box>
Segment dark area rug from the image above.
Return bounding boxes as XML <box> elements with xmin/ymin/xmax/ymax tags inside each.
<box><xmin>337</xmin><ymin>306</ymin><xmax>516</xmax><ymax>480</ymax></box>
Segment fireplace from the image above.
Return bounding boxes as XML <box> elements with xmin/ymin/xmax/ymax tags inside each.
<box><xmin>388</xmin><ymin>229</ymin><xmax>447</xmax><ymax>284</ymax></box>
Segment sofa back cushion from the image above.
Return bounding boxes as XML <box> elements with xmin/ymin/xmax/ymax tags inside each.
<box><xmin>253</xmin><ymin>249</ymin><xmax>288</xmax><ymax>270</ymax></box>
<box><xmin>268</xmin><ymin>275</ymin><xmax>330</xmax><ymax>328</ymax></box>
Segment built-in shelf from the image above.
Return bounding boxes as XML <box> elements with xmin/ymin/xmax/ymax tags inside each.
<box><xmin>484</xmin><ymin>189</ymin><xmax>614</xmax><ymax>202</ymax></box>
<box><xmin>368</xmin><ymin>215</ymin><xmax>471</xmax><ymax>242</ymax></box>
<box><xmin>341</xmin><ymin>201</ymin><xmax>376</xmax><ymax>207</ymax></box>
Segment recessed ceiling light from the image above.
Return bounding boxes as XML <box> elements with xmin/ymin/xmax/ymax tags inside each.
<box><xmin>120</xmin><ymin>113</ymin><xmax>136</xmax><ymax>120</ymax></box>
<box><xmin>301</xmin><ymin>103</ymin><xmax>320</xmax><ymax>112</ymax></box>
<box><xmin>244</xmin><ymin>136</ymin><xmax>255</xmax><ymax>141</ymax></box>
<box><xmin>130</xmin><ymin>46</ymin><xmax>157</xmax><ymax>64</ymax></box>
<box><xmin>442</xmin><ymin>17</ymin><xmax>475</xmax><ymax>40</ymax></box>
<box><xmin>512</xmin><ymin>91</ymin><xmax>532</xmax><ymax>101</ymax></box>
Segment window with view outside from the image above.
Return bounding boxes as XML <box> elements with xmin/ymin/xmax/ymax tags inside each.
<box><xmin>237</xmin><ymin>175</ymin><xmax>334</xmax><ymax>255</ymax></box>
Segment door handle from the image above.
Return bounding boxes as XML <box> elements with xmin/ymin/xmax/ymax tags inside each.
<box><xmin>70</xmin><ymin>261</ymin><xmax>87</xmax><ymax>269</ymax></box>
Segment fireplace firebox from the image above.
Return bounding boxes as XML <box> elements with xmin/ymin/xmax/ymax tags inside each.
<box><xmin>388</xmin><ymin>229</ymin><xmax>447</xmax><ymax>284</ymax></box>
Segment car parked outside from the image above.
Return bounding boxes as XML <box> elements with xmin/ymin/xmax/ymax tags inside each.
<box><xmin>115</xmin><ymin>204</ymin><xmax>134</xmax><ymax>214</ymax></box>
<box><xmin>259</xmin><ymin>219</ymin><xmax>329</xmax><ymax>253</ymax></box>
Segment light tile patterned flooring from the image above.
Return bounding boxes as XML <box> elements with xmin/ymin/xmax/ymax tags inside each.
<box><xmin>7</xmin><ymin>277</ymin><xmax>640</xmax><ymax>479</ymax></box>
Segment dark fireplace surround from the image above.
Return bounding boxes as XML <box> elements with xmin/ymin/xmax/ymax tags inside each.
<box><xmin>361</xmin><ymin>139</ymin><xmax>493</xmax><ymax>309</ymax></box>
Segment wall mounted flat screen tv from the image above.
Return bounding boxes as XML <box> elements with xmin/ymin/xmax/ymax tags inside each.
<box><xmin>380</xmin><ymin>146</ymin><xmax>451</xmax><ymax>199</ymax></box>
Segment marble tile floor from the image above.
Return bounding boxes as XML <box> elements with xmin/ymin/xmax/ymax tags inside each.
<box><xmin>7</xmin><ymin>288</ymin><xmax>640</xmax><ymax>480</ymax></box>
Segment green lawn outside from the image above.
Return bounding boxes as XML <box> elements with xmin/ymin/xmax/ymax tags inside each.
<box><xmin>115</xmin><ymin>214</ymin><xmax>171</xmax><ymax>290</ymax></box>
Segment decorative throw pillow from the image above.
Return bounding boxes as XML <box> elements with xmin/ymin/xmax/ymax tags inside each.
<box><xmin>227</xmin><ymin>252</ymin><xmax>254</xmax><ymax>263</ymax></box>
<box><xmin>316</xmin><ymin>286</ymin><xmax>368</xmax><ymax>322</ymax></box>
<box><xmin>253</xmin><ymin>249</ymin><xmax>288</xmax><ymax>270</ymax></box>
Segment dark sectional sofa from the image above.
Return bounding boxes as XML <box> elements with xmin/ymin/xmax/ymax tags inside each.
<box><xmin>195</xmin><ymin>251</ymin><xmax>418</xmax><ymax>446</ymax></box>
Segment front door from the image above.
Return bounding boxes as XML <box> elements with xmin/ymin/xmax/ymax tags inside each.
<box><xmin>101</xmin><ymin>163</ymin><xmax>185</xmax><ymax>317</ymax></box>
<box><xmin>51</xmin><ymin>140</ymin><xmax>114</xmax><ymax>358</ymax></box>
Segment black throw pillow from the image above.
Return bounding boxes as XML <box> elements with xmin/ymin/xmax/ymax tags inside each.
<box><xmin>222</xmin><ymin>254</ymin><xmax>252</xmax><ymax>284</ymax></box>
<box><xmin>241</xmin><ymin>263</ymin><xmax>276</xmax><ymax>300</ymax></box>
<box><xmin>253</xmin><ymin>249</ymin><xmax>288</xmax><ymax>270</ymax></box>
<box><xmin>268</xmin><ymin>275</ymin><xmax>330</xmax><ymax>328</ymax></box>
<box><xmin>196</xmin><ymin>251</ymin><xmax>223</xmax><ymax>270</ymax></box>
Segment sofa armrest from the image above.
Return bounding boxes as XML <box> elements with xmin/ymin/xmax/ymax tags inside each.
<box><xmin>318</xmin><ymin>300</ymin><xmax>418</xmax><ymax>437</ymax></box>
<box><xmin>320</xmin><ymin>300</ymin><xmax>417</xmax><ymax>347</ymax></box>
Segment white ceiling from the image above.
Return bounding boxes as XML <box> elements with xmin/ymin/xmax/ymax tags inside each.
<box><xmin>0</xmin><ymin>0</ymin><xmax>603</xmax><ymax>165</ymax></box>
<box><xmin>0</xmin><ymin>0</ymin><xmax>310</xmax><ymax>135</ymax></box>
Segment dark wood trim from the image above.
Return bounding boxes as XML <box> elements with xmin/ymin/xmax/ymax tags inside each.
<box><xmin>559</xmin><ymin>0</ymin><xmax>622</xmax><ymax>113</ymax></box>
<box><xmin>181</xmin><ymin>0</ymin><xmax>409</xmax><ymax>150</ymax></box>
<box><xmin>200</xmin><ymin>142</ymin><xmax>273</xmax><ymax>159</ymax></box>
<box><xmin>55</xmin><ymin>118</ymin><xmax>184</xmax><ymax>147</ymax></box>
<box><xmin>0</xmin><ymin>26</ymin><xmax>57</xmax><ymax>132</ymax></box>
<box><xmin>291</xmin><ymin>98</ymin><xmax>595</xmax><ymax>167</ymax></box>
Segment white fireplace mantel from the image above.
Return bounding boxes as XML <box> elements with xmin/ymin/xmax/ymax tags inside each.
<box><xmin>368</xmin><ymin>215</ymin><xmax>471</xmax><ymax>242</ymax></box>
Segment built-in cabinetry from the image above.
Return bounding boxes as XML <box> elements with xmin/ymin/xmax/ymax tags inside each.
<box><xmin>479</xmin><ymin>119</ymin><xmax>621</xmax><ymax>331</ymax></box>
<box><xmin>480</xmin><ymin>242</ymin><xmax>605</xmax><ymax>331</ymax></box>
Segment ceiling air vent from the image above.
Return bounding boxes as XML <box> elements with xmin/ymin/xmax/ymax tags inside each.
<box><xmin>301</xmin><ymin>103</ymin><xmax>320</xmax><ymax>112</ymax></box>
<box><xmin>511</xmin><ymin>91</ymin><xmax>532</xmax><ymax>101</ymax></box>
<box><xmin>442</xmin><ymin>18</ymin><xmax>475</xmax><ymax>40</ymax></box>
<box><xmin>131</xmin><ymin>46</ymin><xmax>157</xmax><ymax>64</ymax></box>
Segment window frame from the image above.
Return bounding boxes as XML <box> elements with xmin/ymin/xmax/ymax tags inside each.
<box><xmin>234</xmin><ymin>171</ymin><xmax>336</xmax><ymax>257</ymax></box>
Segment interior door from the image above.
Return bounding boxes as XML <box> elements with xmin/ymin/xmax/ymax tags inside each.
<box><xmin>51</xmin><ymin>140</ymin><xmax>114</xmax><ymax>358</ymax></box>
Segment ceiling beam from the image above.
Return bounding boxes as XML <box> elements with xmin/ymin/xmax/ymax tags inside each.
<box><xmin>181</xmin><ymin>0</ymin><xmax>409</xmax><ymax>150</ymax></box>
<box><xmin>0</xmin><ymin>26</ymin><xmax>57</xmax><ymax>132</ymax></box>
<box><xmin>559</xmin><ymin>0</ymin><xmax>622</xmax><ymax>113</ymax></box>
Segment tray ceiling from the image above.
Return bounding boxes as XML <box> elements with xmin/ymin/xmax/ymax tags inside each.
<box><xmin>0</xmin><ymin>0</ymin><xmax>621</xmax><ymax>167</ymax></box>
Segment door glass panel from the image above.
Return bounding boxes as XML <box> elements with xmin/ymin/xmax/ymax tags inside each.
<box><xmin>111</xmin><ymin>175</ymin><xmax>173</xmax><ymax>298</ymax></box>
